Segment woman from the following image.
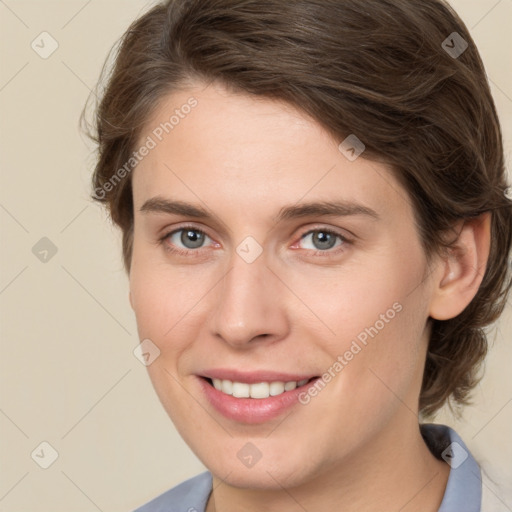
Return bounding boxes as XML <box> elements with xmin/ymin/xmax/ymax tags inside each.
<box><xmin>84</xmin><ymin>0</ymin><xmax>512</xmax><ymax>510</ymax></box>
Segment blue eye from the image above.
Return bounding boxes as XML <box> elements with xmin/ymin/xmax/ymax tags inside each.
<box><xmin>299</xmin><ymin>229</ymin><xmax>346</xmax><ymax>251</ymax></box>
<box><xmin>161</xmin><ymin>226</ymin><xmax>213</xmax><ymax>255</ymax></box>
<box><xmin>174</xmin><ymin>228</ymin><xmax>209</xmax><ymax>249</ymax></box>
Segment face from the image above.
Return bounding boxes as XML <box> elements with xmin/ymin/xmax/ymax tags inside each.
<box><xmin>129</xmin><ymin>81</ymin><xmax>437</xmax><ymax>489</ymax></box>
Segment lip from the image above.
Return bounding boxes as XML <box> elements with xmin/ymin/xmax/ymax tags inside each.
<box><xmin>200</xmin><ymin>369</ymin><xmax>317</xmax><ymax>384</ymax></box>
<box><xmin>197</xmin><ymin>371</ymin><xmax>319</xmax><ymax>424</ymax></box>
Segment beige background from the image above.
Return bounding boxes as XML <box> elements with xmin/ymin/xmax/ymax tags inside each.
<box><xmin>0</xmin><ymin>1</ymin><xmax>511</xmax><ymax>510</ymax></box>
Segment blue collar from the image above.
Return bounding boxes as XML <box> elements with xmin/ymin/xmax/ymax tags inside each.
<box><xmin>421</xmin><ymin>423</ymin><xmax>482</xmax><ymax>511</ymax></box>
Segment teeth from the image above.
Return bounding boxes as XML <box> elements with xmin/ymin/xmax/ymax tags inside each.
<box><xmin>269</xmin><ymin>381</ymin><xmax>285</xmax><ymax>396</ymax></box>
<box><xmin>284</xmin><ymin>381</ymin><xmax>297</xmax><ymax>391</ymax></box>
<box><xmin>250</xmin><ymin>382</ymin><xmax>269</xmax><ymax>399</ymax></box>
<box><xmin>232</xmin><ymin>382</ymin><xmax>250</xmax><ymax>398</ymax></box>
<box><xmin>210</xmin><ymin>378</ymin><xmax>310</xmax><ymax>399</ymax></box>
<box><xmin>221</xmin><ymin>379</ymin><xmax>233</xmax><ymax>395</ymax></box>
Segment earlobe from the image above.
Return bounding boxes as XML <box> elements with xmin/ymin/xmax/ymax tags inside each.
<box><xmin>429</xmin><ymin>212</ymin><xmax>491</xmax><ymax>321</ymax></box>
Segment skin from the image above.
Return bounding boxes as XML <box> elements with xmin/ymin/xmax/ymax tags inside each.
<box><xmin>128</xmin><ymin>81</ymin><xmax>490</xmax><ymax>512</ymax></box>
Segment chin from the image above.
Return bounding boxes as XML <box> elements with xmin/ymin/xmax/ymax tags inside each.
<box><xmin>195</xmin><ymin>439</ymin><xmax>318</xmax><ymax>490</ymax></box>
<box><xmin>212</xmin><ymin>461</ymin><xmax>312</xmax><ymax>490</ymax></box>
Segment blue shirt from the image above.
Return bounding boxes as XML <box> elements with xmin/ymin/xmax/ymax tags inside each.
<box><xmin>134</xmin><ymin>424</ymin><xmax>482</xmax><ymax>512</ymax></box>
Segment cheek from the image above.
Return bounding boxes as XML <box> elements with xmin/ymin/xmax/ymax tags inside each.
<box><xmin>128</xmin><ymin>248</ymin><xmax>220</xmax><ymax>385</ymax></box>
<box><xmin>129</xmin><ymin>242</ymin><xmax>202</xmax><ymax>338</ymax></box>
<box><xmin>288</xmin><ymin>250</ymin><xmax>428</xmax><ymax>412</ymax></box>
<box><xmin>282</xmin><ymin>251</ymin><xmax>425</xmax><ymax>354</ymax></box>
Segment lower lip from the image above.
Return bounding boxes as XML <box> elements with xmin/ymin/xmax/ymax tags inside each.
<box><xmin>198</xmin><ymin>377</ymin><xmax>318</xmax><ymax>424</ymax></box>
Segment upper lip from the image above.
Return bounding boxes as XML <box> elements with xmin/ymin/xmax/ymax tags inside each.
<box><xmin>200</xmin><ymin>369</ymin><xmax>318</xmax><ymax>384</ymax></box>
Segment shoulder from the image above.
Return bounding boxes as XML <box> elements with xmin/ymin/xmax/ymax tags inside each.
<box><xmin>133</xmin><ymin>471</ymin><xmax>213</xmax><ymax>512</ymax></box>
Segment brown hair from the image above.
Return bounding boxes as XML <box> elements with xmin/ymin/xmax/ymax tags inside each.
<box><xmin>82</xmin><ymin>0</ymin><xmax>512</xmax><ymax>417</ymax></box>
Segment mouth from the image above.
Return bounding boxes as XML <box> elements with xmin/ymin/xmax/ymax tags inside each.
<box><xmin>202</xmin><ymin>376</ymin><xmax>318</xmax><ymax>399</ymax></box>
<box><xmin>197</xmin><ymin>370</ymin><xmax>321</xmax><ymax>423</ymax></box>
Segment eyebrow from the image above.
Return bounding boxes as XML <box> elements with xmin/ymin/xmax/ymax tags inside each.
<box><xmin>139</xmin><ymin>197</ymin><xmax>380</xmax><ymax>223</ymax></box>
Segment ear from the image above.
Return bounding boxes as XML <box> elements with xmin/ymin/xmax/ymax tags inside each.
<box><xmin>429</xmin><ymin>212</ymin><xmax>491</xmax><ymax>321</ymax></box>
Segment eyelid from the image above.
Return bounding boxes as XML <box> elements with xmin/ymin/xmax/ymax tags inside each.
<box><xmin>295</xmin><ymin>224</ymin><xmax>353</xmax><ymax>243</ymax></box>
<box><xmin>158</xmin><ymin>221</ymin><xmax>210</xmax><ymax>238</ymax></box>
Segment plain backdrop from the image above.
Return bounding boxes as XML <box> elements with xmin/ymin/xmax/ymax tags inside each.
<box><xmin>0</xmin><ymin>1</ymin><xmax>511</xmax><ymax>510</ymax></box>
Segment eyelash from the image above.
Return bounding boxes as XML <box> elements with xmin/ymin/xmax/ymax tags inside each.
<box><xmin>158</xmin><ymin>225</ymin><xmax>350</xmax><ymax>258</ymax></box>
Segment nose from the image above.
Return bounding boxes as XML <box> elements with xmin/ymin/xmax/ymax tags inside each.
<box><xmin>209</xmin><ymin>249</ymin><xmax>290</xmax><ymax>349</ymax></box>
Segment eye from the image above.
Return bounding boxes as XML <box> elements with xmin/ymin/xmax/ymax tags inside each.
<box><xmin>160</xmin><ymin>226</ymin><xmax>214</xmax><ymax>254</ymax></box>
<box><xmin>297</xmin><ymin>228</ymin><xmax>347</xmax><ymax>253</ymax></box>
<box><xmin>159</xmin><ymin>225</ymin><xmax>350</xmax><ymax>258</ymax></box>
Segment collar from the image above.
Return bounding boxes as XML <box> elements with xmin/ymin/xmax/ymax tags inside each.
<box><xmin>421</xmin><ymin>423</ymin><xmax>482</xmax><ymax>511</ymax></box>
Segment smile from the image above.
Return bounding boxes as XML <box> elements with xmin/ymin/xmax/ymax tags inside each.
<box><xmin>199</xmin><ymin>370</ymin><xmax>320</xmax><ymax>423</ymax></box>
<box><xmin>210</xmin><ymin>378</ymin><xmax>312</xmax><ymax>399</ymax></box>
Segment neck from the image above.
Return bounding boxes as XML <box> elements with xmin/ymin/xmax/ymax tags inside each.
<box><xmin>206</xmin><ymin>413</ymin><xmax>450</xmax><ymax>512</ymax></box>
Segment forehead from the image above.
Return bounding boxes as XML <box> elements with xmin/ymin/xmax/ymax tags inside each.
<box><xmin>132</xmin><ymin>82</ymin><xmax>411</xmax><ymax>223</ymax></box>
